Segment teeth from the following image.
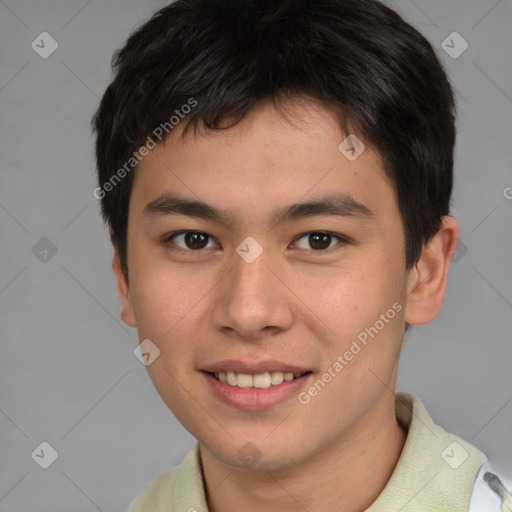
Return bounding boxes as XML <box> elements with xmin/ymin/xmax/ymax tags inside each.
<box><xmin>253</xmin><ymin>373</ymin><xmax>271</xmax><ymax>388</ymax></box>
<box><xmin>226</xmin><ymin>371</ymin><xmax>237</xmax><ymax>386</ymax></box>
<box><xmin>236</xmin><ymin>373</ymin><xmax>253</xmax><ymax>388</ymax></box>
<box><xmin>270</xmin><ymin>371</ymin><xmax>284</xmax><ymax>385</ymax></box>
<box><xmin>214</xmin><ymin>370</ymin><xmax>307</xmax><ymax>388</ymax></box>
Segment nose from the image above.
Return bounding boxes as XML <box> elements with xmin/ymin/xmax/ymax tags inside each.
<box><xmin>210</xmin><ymin>245</ymin><xmax>295</xmax><ymax>341</ymax></box>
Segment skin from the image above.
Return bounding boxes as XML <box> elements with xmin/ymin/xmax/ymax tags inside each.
<box><xmin>112</xmin><ymin>97</ymin><xmax>459</xmax><ymax>512</ymax></box>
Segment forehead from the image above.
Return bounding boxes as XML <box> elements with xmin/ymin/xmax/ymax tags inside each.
<box><xmin>131</xmin><ymin>98</ymin><xmax>398</xmax><ymax>229</ymax></box>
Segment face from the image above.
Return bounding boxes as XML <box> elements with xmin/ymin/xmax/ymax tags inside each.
<box><xmin>115</xmin><ymin>98</ymin><xmax>414</xmax><ymax>471</ymax></box>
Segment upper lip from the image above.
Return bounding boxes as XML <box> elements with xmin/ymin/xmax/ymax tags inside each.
<box><xmin>202</xmin><ymin>359</ymin><xmax>311</xmax><ymax>374</ymax></box>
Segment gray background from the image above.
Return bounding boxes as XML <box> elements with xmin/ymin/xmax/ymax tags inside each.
<box><xmin>0</xmin><ymin>0</ymin><xmax>511</xmax><ymax>510</ymax></box>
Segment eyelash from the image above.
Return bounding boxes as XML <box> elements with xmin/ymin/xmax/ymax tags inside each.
<box><xmin>161</xmin><ymin>230</ymin><xmax>350</xmax><ymax>256</ymax></box>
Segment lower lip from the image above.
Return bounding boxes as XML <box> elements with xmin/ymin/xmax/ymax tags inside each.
<box><xmin>202</xmin><ymin>372</ymin><xmax>312</xmax><ymax>411</ymax></box>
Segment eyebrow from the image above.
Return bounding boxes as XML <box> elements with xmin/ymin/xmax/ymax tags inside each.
<box><xmin>142</xmin><ymin>192</ymin><xmax>374</xmax><ymax>228</ymax></box>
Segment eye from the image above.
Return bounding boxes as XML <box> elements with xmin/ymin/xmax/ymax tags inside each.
<box><xmin>162</xmin><ymin>230</ymin><xmax>348</xmax><ymax>255</ymax></box>
<box><xmin>164</xmin><ymin>231</ymin><xmax>218</xmax><ymax>253</ymax></box>
<box><xmin>293</xmin><ymin>231</ymin><xmax>347</xmax><ymax>252</ymax></box>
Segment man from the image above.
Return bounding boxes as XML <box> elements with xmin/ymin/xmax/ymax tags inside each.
<box><xmin>92</xmin><ymin>0</ymin><xmax>511</xmax><ymax>510</ymax></box>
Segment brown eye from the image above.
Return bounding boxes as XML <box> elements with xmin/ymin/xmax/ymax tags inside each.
<box><xmin>166</xmin><ymin>231</ymin><xmax>216</xmax><ymax>251</ymax></box>
<box><xmin>183</xmin><ymin>232</ymin><xmax>208</xmax><ymax>250</ymax></box>
<box><xmin>294</xmin><ymin>232</ymin><xmax>346</xmax><ymax>251</ymax></box>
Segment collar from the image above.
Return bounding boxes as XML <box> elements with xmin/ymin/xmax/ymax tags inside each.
<box><xmin>128</xmin><ymin>392</ymin><xmax>487</xmax><ymax>511</ymax></box>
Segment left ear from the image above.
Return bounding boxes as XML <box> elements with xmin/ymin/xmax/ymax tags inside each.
<box><xmin>403</xmin><ymin>215</ymin><xmax>459</xmax><ymax>326</ymax></box>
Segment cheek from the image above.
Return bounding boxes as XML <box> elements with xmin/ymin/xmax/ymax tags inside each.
<box><xmin>129</xmin><ymin>259</ymin><xmax>198</xmax><ymax>343</ymax></box>
<box><xmin>130</xmin><ymin>266</ymin><xmax>201</xmax><ymax>398</ymax></box>
<box><xmin>304</xmin><ymin>253</ymin><xmax>404</xmax><ymax>362</ymax></box>
<box><xmin>301</xmin><ymin>259</ymin><xmax>383</xmax><ymax>334</ymax></box>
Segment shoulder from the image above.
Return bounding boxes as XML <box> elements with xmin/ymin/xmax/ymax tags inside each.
<box><xmin>126</xmin><ymin>443</ymin><xmax>208</xmax><ymax>512</ymax></box>
<box><xmin>126</xmin><ymin>464</ymin><xmax>181</xmax><ymax>512</ymax></box>
<box><xmin>398</xmin><ymin>393</ymin><xmax>512</xmax><ymax>511</ymax></box>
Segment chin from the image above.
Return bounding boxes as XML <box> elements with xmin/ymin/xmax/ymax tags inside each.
<box><xmin>206</xmin><ymin>437</ymin><xmax>306</xmax><ymax>472</ymax></box>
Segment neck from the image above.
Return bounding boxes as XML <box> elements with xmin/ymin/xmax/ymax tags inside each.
<box><xmin>200</xmin><ymin>393</ymin><xmax>407</xmax><ymax>512</ymax></box>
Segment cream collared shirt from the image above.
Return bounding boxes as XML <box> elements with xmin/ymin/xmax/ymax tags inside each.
<box><xmin>127</xmin><ymin>393</ymin><xmax>510</xmax><ymax>512</ymax></box>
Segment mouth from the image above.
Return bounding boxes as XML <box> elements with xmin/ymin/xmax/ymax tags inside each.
<box><xmin>205</xmin><ymin>370</ymin><xmax>312</xmax><ymax>389</ymax></box>
<box><xmin>201</xmin><ymin>366</ymin><xmax>314</xmax><ymax>410</ymax></box>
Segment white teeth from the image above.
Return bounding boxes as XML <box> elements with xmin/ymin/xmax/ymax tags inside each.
<box><xmin>226</xmin><ymin>371</ymin><xmax>237</xmax><ymax>386</ymax></box>
<box><xmin>253</xmin><ymin>372</ymin><xmax>271</xmax><ymax>388</ymax></box>
<box><xmin>270</xmin><ymin>371</ymin><xmax>284</xmax><ymax>385</ymax></box>
<box><xmin>236</xmin><ymin>373</ymin><xmax>253</xmax><ymax>388</ymax></box>
<box><xmin>215</xmin><ymin>370</ymin><xmax>307</xmax><ymax>388</ymax></box>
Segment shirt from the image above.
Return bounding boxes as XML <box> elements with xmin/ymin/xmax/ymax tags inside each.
<box><xmin>127</xmin><ymin>392</ymin><xmax>512</xmax><ymax>511</ymax></box>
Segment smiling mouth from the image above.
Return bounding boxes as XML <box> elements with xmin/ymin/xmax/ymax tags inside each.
<box><xmin>206</xmin><ymin>370</ymin><xmax>312</xmax><ymax>389</ymax></box>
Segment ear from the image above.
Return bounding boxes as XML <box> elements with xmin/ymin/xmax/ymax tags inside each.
<box><xmin>403</xmin><ymin>216</ymin><xmax>459</xmax><ymax>325</ymax></box>
<box><xmin>112</xmin><ymin>247</ymin><xmax>137</xmax><ymax>327</ymax></box>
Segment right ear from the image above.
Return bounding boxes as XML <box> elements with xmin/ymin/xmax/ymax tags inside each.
<box><xmin>112</xmin><ymin>248</ymin><xmax>137</xmax><ymax>327</ymax></box>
